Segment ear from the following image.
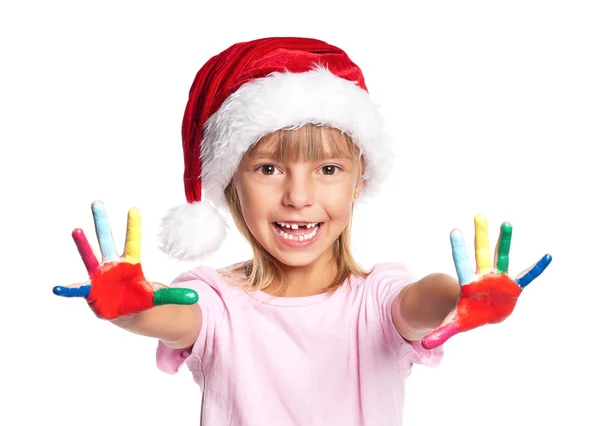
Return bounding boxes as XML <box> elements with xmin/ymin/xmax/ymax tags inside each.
<box><xmin>353</xmin><ymin>177</ymin><xmax>365</xmax><ymax>200</ymax></box>
<box><xmin>231</xmin><ymin>169</ymin><xmax>241</xmax><ymax>190</ymax></box>
<box><xmin>353</xmin><ymin>155</ymin><xmax>367</xmax><ymax>200</ymax></box>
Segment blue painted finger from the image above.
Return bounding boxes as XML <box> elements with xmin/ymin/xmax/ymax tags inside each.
<box><xmin>53</xmin><ymin>284</ymin><xmax>91</xmax><ymax>298</ymax></box>
<box><xmin>92</xmin><ymin>201</ymin><xmax>119</xmax><ymax>262</ymax></box>
<box><xmin>450</xmin><ymin>229</ymin><xmax>473</xmax><ymax>285</ymax></box>
<box><xmin>515</xmin><ymin>254</ymin><xmax>552</xmax><ymax>288</ymax></box>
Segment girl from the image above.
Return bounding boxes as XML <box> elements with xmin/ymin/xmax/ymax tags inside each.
<box><xmin>53</xmin><ymin>37</ymin><xmax>551</xmax><ymax>425</ymax></box>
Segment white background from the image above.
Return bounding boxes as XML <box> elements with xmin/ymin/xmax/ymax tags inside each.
<box><xmin>1</xmin><ymin>1</ymin><xmax>598</xmax><ymax>425</ymax></box>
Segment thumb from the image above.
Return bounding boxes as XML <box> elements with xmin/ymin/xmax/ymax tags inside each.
<box><xmin>421</xmin><ymin>306</ymin><xmax>460</xmax><ymax>349</ymax></box>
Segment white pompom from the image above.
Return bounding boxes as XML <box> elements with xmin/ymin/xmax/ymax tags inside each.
<box><xmin>158</xmin><ymin>201</ymin><xmax>228</xmax><ymax>261</ymax></box>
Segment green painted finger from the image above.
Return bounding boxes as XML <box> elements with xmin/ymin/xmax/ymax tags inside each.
<box><xmin>496</xmin><ymin>222</ymin><xmax>512</xmax><ymax>273</ymax></box>
<box><xmin>153</xmin><ymin>288</ymin><xmax>199</xmax><ymax>306</ymax></box>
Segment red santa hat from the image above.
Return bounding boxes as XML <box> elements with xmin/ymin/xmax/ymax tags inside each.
<box><xmin>159</xmin><ymin>37</ymin><xmax>393</xmax><ymax>261</ymax></box>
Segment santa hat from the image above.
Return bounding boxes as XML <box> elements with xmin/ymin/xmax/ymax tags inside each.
<box><xmin>159</xmin><ymin>37</ymin><xmax>393</xmax><ymax>261</ymax></box>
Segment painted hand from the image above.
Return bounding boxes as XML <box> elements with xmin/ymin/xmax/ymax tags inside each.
<box><xmin>422</xmin><ymin>214</ymin><xmax>552</xmax><ymax>349</ymax></box>
<box><xmin>53</xmin><ymin>201</ymin><xmax>198</xmax><ymax>320</ymax></box>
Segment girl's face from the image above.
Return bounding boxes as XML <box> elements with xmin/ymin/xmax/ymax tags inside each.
<box><xmin>232</xmin><ymin>129</ymin><xmax>363</xmax><ymax>269</ymax></box>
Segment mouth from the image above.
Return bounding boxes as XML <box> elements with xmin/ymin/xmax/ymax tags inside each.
<box><xmin>271</xmin><ymin>221</ymin><xmax>324</xmax><ymax>247</ymax></box>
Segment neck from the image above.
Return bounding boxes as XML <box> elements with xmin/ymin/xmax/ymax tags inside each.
<box><xmin>268</xmin><ymin>249</ymin><xmax>338</xmax><ymax>297</ymax></box>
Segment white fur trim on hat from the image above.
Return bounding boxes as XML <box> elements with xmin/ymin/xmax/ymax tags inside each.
<box><xmin>201</xmin><ymin>66</ymin><xmax>394</xmax><ymax>210</ymax></box>
<box><xmin>159</xmin><ymin>201</ymin><xmax>228</xmax><ymax>261</ymax></box>
<box><xmin>160</xmin><ymin>66</ymin><xmax>393</xmax><ymax>261</ymax></box>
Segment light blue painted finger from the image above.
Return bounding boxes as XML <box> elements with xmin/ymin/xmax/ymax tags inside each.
<box><xmin>92</xmin><ymin>201</ymin><xmax>119</xmax><ymax>262</ymax></box>
<box><xmin>451</xmin><ymin>229</ymin><xmax>473</xmax><ymax>285</ymax></box>
<box><xmin>515</xmin><ymin>254</ymin><xmax>552</xmax><ymax>288</ymax></box>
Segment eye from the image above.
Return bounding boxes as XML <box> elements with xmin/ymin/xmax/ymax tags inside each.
<box><xmin>319</xmin><ymin>165</ymin><xmax>341</xmax><ymax>175</ymax></box>
<box><xmin>256</xmin><ymin>164</ymin><xmax>280</xmax><ymax>175</ymax></box>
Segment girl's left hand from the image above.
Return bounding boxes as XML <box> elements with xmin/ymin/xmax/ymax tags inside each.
<box><xmin>422</xmin><ymin>214</ymin><xmax>552</xmax><ymax>349</ymax></box>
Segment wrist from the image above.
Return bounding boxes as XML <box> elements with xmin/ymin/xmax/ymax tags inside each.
<box><xmin>403</xmin><ymin>273</ymin><xmax>460</xmax><ymax>329</ymax></box>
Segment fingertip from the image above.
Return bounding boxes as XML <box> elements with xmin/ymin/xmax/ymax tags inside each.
<box><xmin>450</xmin><ymin>229</ymin><xmax>465</xmax><ymax>247</ymax></box>
<box><xmin>421</xmin><ymin>340</ymin><xmax>434</xmax><ymax>350</ymax></box>
<box><xmin>128</xmin><ymin>207</ymin><xmax>141</xmax><ymax>217</ymax></box>
<box><xmin>92</xmin><ymin>200</ymin><xmax>105</xmax><ymax>213</ymax></box>
<box><xmin>474</xmin><ymin>213</ymin><xmax>487</xmax><ymax>224</ymax></box>
<box><xmin>53</xmin><ymin>286</ymin><xmax>63</xmax><ymax>295</ymax></box>
<box><xmin>179</xmin><ymin>289</ymin><xmax>199</xmax><ymax>304</ymax></box>
<box><xmin>421</xmin><ymin>332</ymin><xmax>440</xmax><ymax>350</ymax></box>
<box><xmin>501</xmin><ymin>221</ymin><xmax>513</xmax><ymax>232</ymax></box>
<box><xmin>72</xmin><ymin>228</ymin><xmax>84</xmax><ymax>238</ymax></box>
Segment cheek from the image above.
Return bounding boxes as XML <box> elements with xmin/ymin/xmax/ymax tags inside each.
<box><xmin>237</xmin><ymin>183</ymin><xmax>272</xmax><ymax>228</ymax></box>
<box><xmin>321</xmin><ymin>190</ymin><xmax>354</xmax><ymax>220</ymax></box>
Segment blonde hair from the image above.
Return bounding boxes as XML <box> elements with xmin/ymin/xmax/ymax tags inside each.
<box><xmin>220</xmin><ymin>125</ymin><xmax>371</xmax><ymax>293</ymax></box>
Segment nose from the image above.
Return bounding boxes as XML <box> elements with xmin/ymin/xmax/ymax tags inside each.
<box><xmin>281</xmin><ymin>172</ymin><xmax>314</xmax><ymax>209</ymax></box>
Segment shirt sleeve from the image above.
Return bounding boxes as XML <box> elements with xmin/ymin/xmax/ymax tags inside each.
<box><xmin>371</xmin><ymin>263</ymin><xmax>444</xmax><ymax>371</ymax></box>
<box><xmin>156</xmin><ymin>267</ymin><xmax>227</xmax><ymax>375</ymax></box>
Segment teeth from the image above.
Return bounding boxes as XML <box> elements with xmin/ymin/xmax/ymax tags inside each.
<box><xmin>277</xmin><ymin>223</ymin><xmax>319</xmax><ymax>241</ymax></box>
<box><xmin>276</xmin><ymin>221</ymin><xmax>320</xmax><ymax>228</ymax></box>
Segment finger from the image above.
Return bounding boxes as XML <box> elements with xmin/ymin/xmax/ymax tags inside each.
<box><xmin>450</xmin><ymin>229</ymin><xmax>473</xmax><ymax>285</ymax></box>
<box><xmin>422</xmin><ymin>322</ymin><xmax>461</xmax><ymax>349</ymax></box>
<box><xmin>153</xmin><ymin>288</ymin><xmax>199</xmax><ymax>306</ymax></box>
<box><xmin>123</xmin><ymin>208</ymin><xmax>142</xmax><ymax>264</ymax></box>
<box><xmin>72</xmin><ymin>228</ymin><xmax>100</xmax><ymax>277</ymax></box>
<box><xmin>495</xmin><ymin>222</ymin><xmax>513</xmax><ymax>274</ymax></box>
<box><xmin>515</xmin><ymin>254</ymin><xmax>552</xmax><ymax>288</ymax></box>
<box><xmin>92</xmin><ymin>200</ymin><xmax>119</xmax><ymax>262</ymax></box>
<box><xmin>474</xmin><ymin>213</ymin><xmax>492</xmax><ymax>275</ymax></box>
<box><xmin>53</xmin><ymin>284</ymin><xmax>91</xmax><ymax>298</ymax></box>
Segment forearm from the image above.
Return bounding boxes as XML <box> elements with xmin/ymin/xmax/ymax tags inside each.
<box><xmin>393</xmin><ymin>273</ymin><xmax>460</xmax><ymax>341</ymax></box>
<box><xmin>112</xmin><ymin>303</ymin><xmax>202</xmax><ymax>349</ymax></box>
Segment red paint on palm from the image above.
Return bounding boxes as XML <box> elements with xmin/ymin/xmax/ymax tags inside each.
<box><xmin>456</xmin><ymin>274</ymin><xmax>522</xmax><ymax>332</ymax></box>
<box><xmin>88</xmin><ymin>262</ymin><xmax>154</xmax><ymax>320</ymax></box>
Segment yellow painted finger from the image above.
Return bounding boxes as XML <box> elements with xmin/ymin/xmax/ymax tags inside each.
<box><xmin>123</xmin><ymin>207</ymin><xmax>142</xmax><ymax>264</ymax></box>
<box><xmin>474</xmin><ymin>213</ymin><xmax>491</xmax><ymax>274</ymax></box>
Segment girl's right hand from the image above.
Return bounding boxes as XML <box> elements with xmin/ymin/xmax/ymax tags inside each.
<box><xmin>53</xmin><ymin>201</ymin><xmax>198</xmax><ymax>320</ymax></box>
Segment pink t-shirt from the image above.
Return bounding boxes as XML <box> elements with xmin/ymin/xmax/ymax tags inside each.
<box><xmin>156</xmin><ymin>262</ymin><xmax>443</xmax><ymax>425</ymax></box>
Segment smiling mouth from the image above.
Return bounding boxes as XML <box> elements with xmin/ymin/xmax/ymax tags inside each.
<box><xmin>272</xmin><ymin>222</ymin><xmax>323</xmax><ymax>243</ymax></box>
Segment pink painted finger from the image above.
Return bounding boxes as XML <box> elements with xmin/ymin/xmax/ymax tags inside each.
<box><xmin>422</xmin><ymin>322</ymin><xmax>461</xmax><ymax>349</ymax></box>
<box><xmin>72</xmin><ymin>228</ymin><xmax>100</xmax><ymax>277</ymax></box>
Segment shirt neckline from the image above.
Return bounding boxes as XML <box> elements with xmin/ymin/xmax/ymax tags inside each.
<box><xmin>245</xmin><ymin>286</ymin><xmax>343</xmax><ymax>307</ymax></box>
<box><xmin>221</xmin><ymin>262</ymin><xmax>354</xmax><ymax>307</ymax></box>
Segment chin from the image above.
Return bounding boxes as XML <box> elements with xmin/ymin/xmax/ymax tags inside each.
<box><xmin>270</xmin><ymin>249</ymin><xmax>323</xmax><ymax>268</ymax></box>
